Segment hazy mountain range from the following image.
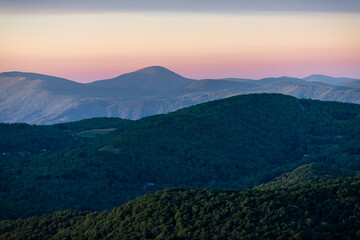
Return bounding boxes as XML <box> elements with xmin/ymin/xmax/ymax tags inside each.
<box><xmin>1</xmin><ymin>66</ymin><xmax>360</xmax><ymax>124</ymax></box>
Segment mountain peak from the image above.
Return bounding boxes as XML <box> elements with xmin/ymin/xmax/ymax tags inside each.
<box><xmin>89</xmin><ymin>66</ymin><xmax>194</xmax><ymax>92</ymax></box>
<box><xmin>305</xmin><ymin>74</ymin><xmax>328</xmax><ymax>78</ymax></box>
<box><xmin>0</xmin><ymin>71</ymin><xmax>45</xmax><ymax>79</ymax></box>
<box><xmin>0</xmin><ymin>71</ymin><xmax>74</xmax><ymax>83</ymax></box>
<box><xmin>134</xmin><ymin>66</ymin><xmax>173</xmax><ymax>75</ymax></box>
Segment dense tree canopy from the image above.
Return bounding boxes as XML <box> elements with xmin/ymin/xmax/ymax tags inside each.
<box><xmin>1</xmin><ymin>175</ymin><xmax>359</xmax><ymax>239</ymax></box>
<box><xmin>0</xmin><ymin>94</ymin><xmax>360</xmax><ymax>219</ymax></box>
<box><xmin>255</xmin><ymin>162</ymin><xmax>356</xmax><ymax>189</ymax></box>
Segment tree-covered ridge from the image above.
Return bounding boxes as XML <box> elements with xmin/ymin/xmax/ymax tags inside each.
<box><xmin>0</xmin><ymin>123</ymin><xmax>75</xmax><ymax>154</ymax></box>
<box><xmin>255</xmin><ymin>162</ymin><xmax>357</xmax><ymax>189</ymax></box>
<box><xmin>1</xmin><ymin>175</ymin><xmax>359</xmax><ymax>240</ymax></box>
<box><xmin>1</xmin><ymin>93</ymin><xmax>360</xmax><ymax>219</ymax></box>
<box><xmin>0</xmin><ymin>118</ymin><xmax>133</xmax><ymax>154</ymax></box>
<box><xmin>54</xmin><ymin>117</ymin><xmax>133</xmax><ymax>133</ymax></box>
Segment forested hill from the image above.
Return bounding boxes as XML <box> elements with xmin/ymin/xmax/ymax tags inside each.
<box><xmin>1</xmin><ymin>93</ymin><xmax>360</xmax><ymax>219</ymax></box>
<box><xmin>1</xmin><ymin>175</ymin><xmax>359</xmax><ymax>239</ymax></box>
<box><xmin>0</xmin><ymin>117</ymin><xmax>132</xmax><ymax>154</ymax></box>
<box><xmin>255</xmin><ymin>162</ymin><xmax>356</xmax><ymax>189</ymax></box>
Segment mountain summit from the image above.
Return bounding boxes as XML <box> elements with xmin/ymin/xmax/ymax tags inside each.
<box><xmin>133</xmin><ymin>66</ymin><xmax>177</xmax><ymax>75</ymax></box>
<box><xmin>89</xmin><ymin>66</ymin><xmax>194</xmax><ymax>92</ymax></box>
<box><xmin>0</xmin><ymin>71</ymin><xmax>91</xmax><ymax>95</ymax></box>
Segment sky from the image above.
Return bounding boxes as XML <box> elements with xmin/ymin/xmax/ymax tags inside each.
<box><xmin>0</xmin><ymin>0</ymin><xmax>359</xmax><ymax>82</ymax></box>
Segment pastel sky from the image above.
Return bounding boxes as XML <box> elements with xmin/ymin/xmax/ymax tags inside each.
<box><xmin>0</xmin><ymin>0</ymin><xmax>359</xmax><ymax>82</ymax></box>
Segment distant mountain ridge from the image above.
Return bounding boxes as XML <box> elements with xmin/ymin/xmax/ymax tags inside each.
<box><xmin>90</xmin><ymin>66</ymin><xmax>194</xmax><ymax>92</ymax></box>
<box><xmin>0</xmin><ymin>66</ymin><xmax>359</xmax><ymax>124</ymax></box>
<box><xmin>303</xmin><ymin>74</ymin><xmax>359</xmax><ymax>85</ymax></box>
<box><xmin>342</xmin><ymin>80</ymin><xmax>360</xmax><ymax>89</ymax></box>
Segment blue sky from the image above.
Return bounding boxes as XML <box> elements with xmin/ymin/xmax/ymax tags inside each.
<box><xmin>1</xmin><ymin>0</ymin><xmax>360</xmax><ymax>14</ymax></box>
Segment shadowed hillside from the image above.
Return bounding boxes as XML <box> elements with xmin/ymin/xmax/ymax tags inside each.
<box><xmin>1</xmin><ymin>176</ymin><xmax>359</xmax><ymax>239</ymax></box>
<box><xmin>1</xmin><ymin>94</ymin><xmax>360</xmax><ymax>219</ymax></box>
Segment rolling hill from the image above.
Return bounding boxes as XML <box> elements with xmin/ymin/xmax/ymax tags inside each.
<box><xmin>1</xmin><ymin>94</ymin><xmax>360</xmax><ymax>219</ymax></box>
<box><xmin>1</xmin><ymin>176</ymin><xmax>359</xmax><ymax>239</ymax></box>
<box><xmin>1</xmin><ymin>67</ymin><xmax>360</xmax><ymax>124</ymax></box>
<box><xmin>342</xmin><ymin>80</ymin><xmax>360</xmax><ymax>89</ymax></box>
<box><xmin>303</xmin><ymin>74</ymin><xmax>359</xmax><ymax>85</ymax></box>
<box><xmin>90</xmin><ymin>66</ymin><xmax>194</xmax><ymax>92</ymax></box>
<box><xmin>255</xmin><ymin>162</ymin><xmax>356</xmax><ymax>189</ymax></box>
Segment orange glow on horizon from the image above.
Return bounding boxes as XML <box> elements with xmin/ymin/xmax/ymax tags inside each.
<box><xmin>0</xmin><ymin>12</ymin><xmax>359</xmax><ymax>82</ymax></box>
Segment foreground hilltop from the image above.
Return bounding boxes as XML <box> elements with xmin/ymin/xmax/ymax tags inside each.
<box><xmin>1</xmin><ymin>176</ymin><xmax>359</xmax><ymax>239</ymax></box>
<box><xmin>1</xmin><ymin>93</ymin><xmax>360</xmax><ymax>220</ymax></box>
<box><xmin>1</xmin><ymin>67</ymin><xmax>360</xmax><ymax>124</ymax></box>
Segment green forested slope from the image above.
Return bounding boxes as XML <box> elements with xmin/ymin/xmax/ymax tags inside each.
<box><xmin>0</xmin><ymin>118</ymin><xmax>132</xmax><ymax>154</ymax></box>
<box><xmin>0</xmin><ymin>123</ymin><xmax>75</xmax><ymax>154</ymax></box>
<box><xmin>1</xmin><ymin>175</ymin><xmax>359</xmax><ymax>240</ymax></box>
<box><xmin>1</xmin><ymin>94</ymin><xmax>360</xmax><ymax>219</ymax></box>
<box><xmin>54</xmin><ymin>117</ymin><xmax>133</xmax><ymax>133</ymax></box>
<box><xmin>255</xmin><ymin>162</ymin><xmax>356</xmax><ymax>189</ymax></box>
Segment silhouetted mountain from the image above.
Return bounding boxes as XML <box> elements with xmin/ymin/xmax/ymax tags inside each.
<box><xmin>177</xmin><ymin>79</ymin><xmax>256</xmax><ymax>94</ymax></box>
<box><xmin>303</xmin><ymin>74</ymin><xmax>359</xmax><ymax>85</ymax></box>
<box><xmin>0</xmin><ymin>71</ymin><xmax>95</xmax><ymax>96</ymax></box>
<box><xmin>256</xmin><ymin>76</ymin><xmax>305</xmax><ymax>85</ymax></box>
<box><xmin>254</xmin><ymin>81</ymin><xmax>360</xmax><ymax>103</ymax></box>
<box><xmin>1</xmin><ymin>67</ymin><xmax>360</xmax><ymax>124</ymax></box>
<box><xmin>90</xmin><ymin>66</ymin><xmax>194</xmax><ymax>92</ymax></box>
<box><xmin>219</xmin><ymin>77</ymin><xmax>255</xmax><ymax>84</ymax></box>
